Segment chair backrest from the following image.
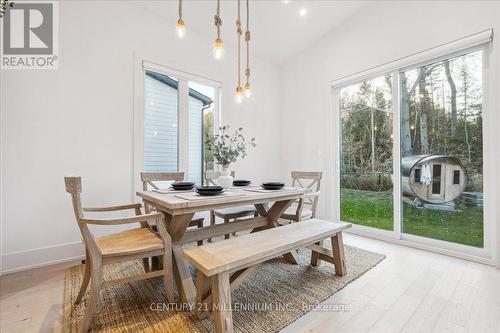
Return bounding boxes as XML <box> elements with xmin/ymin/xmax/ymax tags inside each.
<box><xmin>65</xmin><ymin>176</ymin><xmax>83</xmax><ymax>220</ymax></box>
<box><xmin>64</xmin><ymin>176</ymin><xmax>98</xmax><ymax>253</ymax></box>
<box><xmin>291</xmin><ymin>171</ymin><xmax>322</xmax><ymax>217</ymax></box>
<box><xmin>140</xmin><ymin>172</ymin><xmax>185</xmax><ymax>190</ymax></box>
<box><xmin>204</xmin><ymin>171</ymin><xmax>236</xmax><ymax>186</ymax></box>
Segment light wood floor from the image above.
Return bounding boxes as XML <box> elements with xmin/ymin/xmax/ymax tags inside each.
<box><xmin>1</xmin><ymin>234</ymin><xmax>499</xmax><ymax>333</ymax></box>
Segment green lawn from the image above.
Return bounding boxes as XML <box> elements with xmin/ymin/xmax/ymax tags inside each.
<box><xmin>340</xmin><ymin>188</ymin><xmax>484</xmax><ymax>248</ymax></box>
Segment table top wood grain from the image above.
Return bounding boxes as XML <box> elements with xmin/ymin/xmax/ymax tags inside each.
<box><xmin>136</xmin><ymin>187</ymin><xmax>306</xmax><ymax>215</ymax></box>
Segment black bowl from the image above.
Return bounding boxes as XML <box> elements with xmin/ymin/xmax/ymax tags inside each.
<box><xmin>261</xmin><ymin>182</ymin><xmax>285</xmax><ymax>190</ymax></box>
<box><xmin>262</xmin><ymin>182</ymin><xmax>284</xmax><ymax>186</ymax></box>
<box><xmin>195</xmin><ymin>186</ymin><xmax>224</xmax><ymax>196</ymax></box>
<box><xmin>171</xmin><ymin>181</ymin><xmax>195</xmax><ymax>190</ymax></box>
<box><xmin>195</xmin><ymin>185</ymin><xmax>224</xmax><ymax>191</ymax></box>
<box><xmin>233</xmin><ymin>179</ymin><xmax>251</xmax><ymax>186</ymax></box>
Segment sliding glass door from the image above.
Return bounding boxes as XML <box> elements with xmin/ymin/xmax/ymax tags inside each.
<box><xmin>334</xmin><ymin>46</ymin><xmax>487</xmax><ymax>255</ymax></box>
<box><xmin>339</xmin><ymin>76</ymin><xmax>394</xmax><ymax>231</ymax></box>
<box><xmin>400</xmin><ymin>50</ymin><xmax>484</xmax><ymax>248</ymax></box>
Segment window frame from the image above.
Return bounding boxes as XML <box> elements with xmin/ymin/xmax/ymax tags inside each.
<box><xmin>330</xmin><ymin>31</ymin><xmax>495</xmax><ymax>265</ymax></box>
<box><xmin>133</xmin><ymin>56</ymin><xmax>221</xmax><ymax>195</ymax></box>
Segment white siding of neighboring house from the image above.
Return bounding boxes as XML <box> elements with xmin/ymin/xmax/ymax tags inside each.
<box><xmin>144</xmin><ymin>74</ymin><xmax>204</xmax><ymax>184</ymax></box>
<box><xmin>144</xmin><ymin>75</ymin><xmax>178</xmax><ymax>172</ymax></box>
<box><xmin>188</xmin><ymin>97</ymin><xmax>203</xmax><ymax>185</ymax></box>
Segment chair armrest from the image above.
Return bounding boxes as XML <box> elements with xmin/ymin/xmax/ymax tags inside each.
<box><xmin>81</xmin><ymin>212</ymin><xmax>163</xmax><ymax>225</ymax></box>
<box><xmin>83</xmin><ymin>203</ymin><xmax>142</xmax><ymax>212</ymax></box>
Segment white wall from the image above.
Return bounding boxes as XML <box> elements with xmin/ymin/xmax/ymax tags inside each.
<box><xmin>280</xmin><ymin>1</ymin><xmax>500</xmax><ymax>266</ymax></box>
<box><xmin>0</xmin><ymin>1</ymin><xmax>282</xmax><ymax>273</ymax></box>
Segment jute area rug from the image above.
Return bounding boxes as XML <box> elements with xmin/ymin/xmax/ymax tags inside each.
<box><xmin>63</xmin><ymin>246</ymin><xmax>385</xmax><ymax>332</ymax></box>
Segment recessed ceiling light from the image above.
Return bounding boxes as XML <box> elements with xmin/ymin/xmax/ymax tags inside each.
<box><xmin>299</xmin><ymin>8</ymin><xmax>307</xmax><ymax>16</ymax></box>
<box><xmin>281</xmin><ymin>0</ymin><xmax>290</xmax><ymax>3</ymax></box>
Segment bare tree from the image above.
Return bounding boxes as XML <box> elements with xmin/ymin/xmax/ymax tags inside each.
<box><xmin>461</xmin><ymin>64</ymin><xmax>472</xmax><ymax>163</ymax></box>
<box><xmin>401</xmin><ymin>68</ymin><xmax>433</xmax><ymax>156</ymax></box>
<box><xmin>444</xmin><ymin>59</ymin><xmax>458</xmax><ymax>137</ymax></box>
<box><xmin>418</xmin><ymin>67</ymin><xmax>429</xmax><ymax>154</ymax></box>
<box><xmin>400</xmin><ymin>73</ymin><xmax>413</xmax><ymax>157</ymax></box>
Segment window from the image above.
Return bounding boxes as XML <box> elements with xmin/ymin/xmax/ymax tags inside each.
<box><xmin>414</xmin><ymin>169</ymin><xmax>421</xmax><ymax>183</ymax></box>
<box><xmin>144</xmin><ymin>71</ymin><xmax>179</xmax><ymax>172</ymax></box>
<box><xmin>187</xmin><ymin>81</ymin><xmax>217</xmax><ymax>184</ymax></box>
<box><xmin>140</xmin><ymin>64</ymin><xmax>220</xmax><ymax>185</ymax></box>
<box><xmin>333</xmin><ymin>32</ymin><xmax>491</xmax><ymax>257</ymax></box>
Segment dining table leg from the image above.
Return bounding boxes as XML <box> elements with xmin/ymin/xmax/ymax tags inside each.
<box><xmin>164</xmin><ymin>212</ymin><xmax>198</xmax><ymax>309</ymax></box>
<box><xmin>254</xmin><ymin>199</ymin><xmax>299</xmax><ymax>264</ymax></box>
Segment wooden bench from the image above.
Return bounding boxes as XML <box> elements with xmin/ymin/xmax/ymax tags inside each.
<box><xmin>183</xmin><ymin>219</ymin><xmax>352</xmax><ymax>333</ymax></box>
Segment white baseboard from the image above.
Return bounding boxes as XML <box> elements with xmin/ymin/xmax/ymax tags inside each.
<box><xmin>1</xmin><ymin>242</ymin><xmax>85</xmax><ymax>275</ymax></box>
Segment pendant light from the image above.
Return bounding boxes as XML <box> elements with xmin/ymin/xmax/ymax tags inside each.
<box><xmin>175</xmin><ymin>0</ymin><xmax>185</xmax><ymax>39</ymax></box>
<box><xmin>244</xmin><ymin>0</ymin><xmax>251</xmax><ymax>98</ymax></box>
<box><xmin>234</xmin><ymin>0</ymin><xmax>244</xmax><ymax>104</ymax></box>
<box><xmin>213</xmin><ymin>0</ymin><xmax>225</xmax><ymax>60</ymax></box>
<box><xmin>172</xmin><ymin>0</ymin><xmax>255</xmax><ymax>100</ymax></box>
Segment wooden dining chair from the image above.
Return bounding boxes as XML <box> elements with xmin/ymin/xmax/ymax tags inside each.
<box><xmin>280</xmin><ymin>171</ymin><xmax>322</xmax><ymax>222</ymax></box>
<box><xmin>141</xmin><ymin>172</ymin><xmax>204</xmax><ymax>249</ymax></box>
<box><xmin>205</xmin><ymin>171</ymin><xmax>258</xmax><ymax>241</ymax></box>
<box><xmin>64</xmin><ymin>177</ymin><xmax>174</xmax><ymax>333</ymax></box>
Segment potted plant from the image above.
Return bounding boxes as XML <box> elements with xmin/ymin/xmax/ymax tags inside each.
<box><xmin>205</xmin><ymin>126</ymin><xmax>256</xmax><ymax>188</ymax></box>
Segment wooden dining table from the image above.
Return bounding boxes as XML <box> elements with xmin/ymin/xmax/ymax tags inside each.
<box><xmin>136</xmin><ymin>186</ymin><xmax>306</xmax><ymax>309</ymax></box>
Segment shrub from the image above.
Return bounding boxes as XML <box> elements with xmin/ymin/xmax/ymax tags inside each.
<box><xmin>341</xmin><ymin>173</ymin><xmax>392</xmax><ymax>192</ymax></box>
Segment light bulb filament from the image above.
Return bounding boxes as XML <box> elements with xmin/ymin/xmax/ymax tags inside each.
<box><xmin>176</xmin><ymin>19</ymin><xmax>185</xmax><ymax>39</ymax></box>
<box><xmin>235</xmin><ymin>86</ymin><xmax>244</xmax><ymax>104</ymax></box>
<box><xmin>213</xmin><ymin>38</ymin><xmax>225</xmax><ymax>60</ymax></box>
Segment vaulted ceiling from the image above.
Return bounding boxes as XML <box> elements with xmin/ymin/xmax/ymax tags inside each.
<box><xmin>143</xmin><ymin>0</ymin><xmax>367</xmax><ymax>65</ymax></box>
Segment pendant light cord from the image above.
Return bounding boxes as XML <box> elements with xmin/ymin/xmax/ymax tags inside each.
<box><xmin>236</xmin><ymin>0</ymin><xmax>242</xmax><ymax>87</ymax></box>
<box><xmin>245</xmin><ymin>0</ymin><xmax>250</xmax><ymax>84</ymax></box>
<box><xmin>178</xmin><ymin>0</ymin><xmax>182</xmax><ymax>20</ymax></box>
<box><xmin>215</xmin><ymin>0</ymin><xmax>222</xmax><ymax>39</ymax></box>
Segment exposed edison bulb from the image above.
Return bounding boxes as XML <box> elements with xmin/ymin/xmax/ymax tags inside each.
<box><xmin>234</xmin><ymin>86</ymin><xmax>244</xmax><ymax>104</ymax></box>
<box><xmin>244</xmin><ymin>82</ymin><xmax>252</xmax><ymax>98</ymax></box>
<box><xmin>212</xmin><ymin>38</ymin><xmax>225</xmax><ymax>60</ymax></box>
<box><xmin>176</xmin><ymin>19</ymin><xmax>185</xmax><ymax>39</ymax></box>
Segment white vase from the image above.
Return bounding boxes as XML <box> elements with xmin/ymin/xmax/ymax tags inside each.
<box><xmin>218</xmin><ymin>168</ymin><xmax>233</xmax><ymax>189</ymax></box>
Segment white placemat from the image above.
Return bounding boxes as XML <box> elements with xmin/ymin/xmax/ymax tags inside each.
<box><xmin>229</xmin><ymin>185</ymin><xmax>259</xmax><ymax>190</ymax></box>
<box><xmin>174</xmin><ymin>191</ymin><xmax>246</xmax><ymax>201</ymax></box>
<box><xmin>244</xmin><ymin>187</ymin><xmax>299</xmax><ymax>193</ymax></box>
<box><xmin>152</xmin><ymin>188</ymin><xmax>194</xmax><ymax>194</ymax></box>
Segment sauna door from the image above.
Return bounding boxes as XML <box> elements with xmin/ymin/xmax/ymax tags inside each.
<box><xmin>429</xmin><ymin>163</ymin><xmax>445</xmax><ymax>201</ymax></box>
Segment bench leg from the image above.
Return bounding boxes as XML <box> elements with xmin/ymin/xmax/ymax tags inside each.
<box><xmin>283</xmin><ymin>251</ymin><xmax>298</xmax><ymax>264</ymax></box>
<box><xmin>196</xmin><ymin>270</ymin><xmax>212</xmax><ymax>319</ymax></box>
<box><xmin>212</xmin><ymin>272</ymin><xmax>233</xmax><ymax>333</ymax></box>
<box><xmin>311</xmin><ymin>240</ymin><xmax>324</xmax><ymax>266</ymax></box>
<box><xmin>331</xmin><ymin>233</ymin><xmax>346</xmax><ymax>276</ymax></box>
